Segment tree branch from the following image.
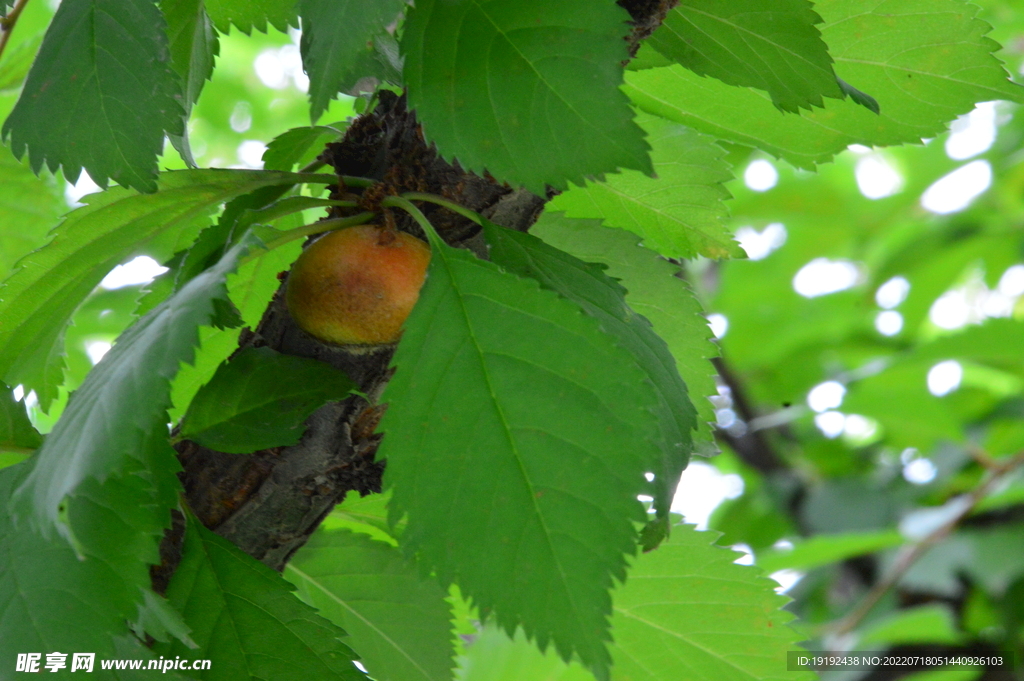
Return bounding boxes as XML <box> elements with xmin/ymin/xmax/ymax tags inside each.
<box><xmin>0</xmin><ymin>0</ymin><xmax>30</xmax><ymax>65</ymax></box>
<box><xmin>617</xmin><ymin>0</ymin><xmax>678</xmax><ymax>57</ymax></box>
<box><xmin>827</xmin><ymin>450</ymin><xmax>1024</xmax><ymax>640</ymax></box>
<box><xmin>711</xmin><ymin>356</ymin><xmax>791</xmax><ymax>475</ymax></box>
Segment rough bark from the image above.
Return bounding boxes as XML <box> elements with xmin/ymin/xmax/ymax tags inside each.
<box><xmin>618</xmin><ymin>0</ymin><xmax>678</xmax><ymax>57</ymax></box>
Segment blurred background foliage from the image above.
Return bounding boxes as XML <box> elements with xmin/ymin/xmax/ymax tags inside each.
<box><xmin>3</xmin><ymin>0</ymin><xmax>1024</xmax><ymax>678</ymax></box>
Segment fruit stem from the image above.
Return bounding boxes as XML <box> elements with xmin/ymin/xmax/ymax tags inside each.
<box><xmin>337</xmin><ymin>175</ymin><xmax>377</xmax><ymax>188</ymax></box>
<box><xmin>380</xmin><ymin>196</ymin><xmax>443</xmax><ymax>245</ymax></box>
<box><xmin>240</xmin><ymin>211</ymin><xmax>376</xmax><ymax>265</ymax></box>
<box><xmin>400</xmin><ymin>192</ymin><xmax>485</xmax><ymax>226</ymax></box>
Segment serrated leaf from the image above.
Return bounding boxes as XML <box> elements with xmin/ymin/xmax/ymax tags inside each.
<box><xmin>531</xmin><ymin>212</ymin><xmax>720</xmax><ymax>455</ymax></box>
<box><xmin>204</xmin><ymin>0</ymin><xmax>295</xmax><ymax>33</ymax></box>
<box><xmin>0</xmin><ymin>147</ymin><xmax>64</xmax><ymax>281</ymax></box>
<box><xmin>627</xmin><ymin>42</ymin><xmax>673</xmax><ymax>72</ymax></box>
<box><xmin>0</xmin><ymin>169</ymin><xmax>320</xmax><ymax>411</ymax></box>
<box><xmin>286</xmin><ymin>528</ymin><xmax>455</xmax><ymax>681</ymax></box>
<box><xmin>482</xmin><ymin>220</ymin><xmax>694</xmax><ymax>525</ymax></box>
<box><xmin>548</xmin><ymin>112</ymin><xmax>738</xmax><ymax>260</ymax></box>
<box><xmin>625</xmin><ymin>0</ymin><xmax>1024</xmax><ymax>169</ymax></box>
<box><xmin>379</xmin><ymin>233</ymin><xmax>663</xmax><ymax>680</ymax></box>
<box><xmin>137</xmin><ymin>182</ymin><xmax>299</xmax><ymax>316</ymax></box>
<box><xmin>10</xmin><ymin>233</ymin><xmax>256</xmax><ymax>542</ymax></box>
<box><xmin>1</xmin><ymin>0</ymin><xmax>184</xmax><ymax>192</ymax></box>
<box><xmin>401</xmin><ymin>0</ymin><xmax>651</xmax><ymax>193</ymax></box>
<box><xmin>298</xmin><ymin>0</ymin><xmax>405</xmax><ymax>119</ymax></box>
<box><xmin>179</xmin><ymin>346</ymin><xmax>355</xmax><ymax>453</ymax></box>
<box><xmin>324</xmin><ymin>491</ymin><xmax>400</xmax><ymax>545</ymax></box>
<box><xmin>0</xmin><ymin>462</ymin><xmax>194</xmax><ymax>675</ymax></box>
<box><xmin>162</xmin><ymin>0</ymin><xmax>220</xmax><ymax>167</ymax></box>
<box><xmin>135</xmin><ymin>588</ymin><xmax>199</xmax><ymax>647</ymax></box>
<box><xmin>609</xmin><ymin>523</ymin><xmax>814</xmax><ymax>681</ymax></box>
<box><xmin>454</xmin><ymin>524</ymin><xmax>812</xmax><ymax>681</ymax></box>
<box><xmin>236</xmin><ymin>195</ymin><xmax>344</xmax><ymax>237</ymax></box>
<box><xmin>650</xmin><ymin>0</ymin><xmax>844</xmax><ymax>113</ymax></box>
<box><xmin>0</xmin><ymin>30</ymin><xmax>43</xmax><ymax>92</ymax></box>
<box><xmin>155</xmin><ymin>512</ymin><xmax>367</xmax><ymax>680</ymax></box>
<box><xmin>164</xmin><ymin>0</ymin><xmax>217</xmax><ymax>107</ymax></box>
<box><xmin>168</xmin><ymin>237</ymin><xmax>303</xmax><ymax>423</ymax></box>
<box><xmin>455</xmin><ymin>626</ymin><xmax>593</xmax><ymax>681</ymax></box>
<box><xmin>263</xmin><ymin>124</ymin><xmax>346</xmax><ymax>171</ymax></box>
<box><xmin>0</xmin><ymin>385</ymin><xmax>41</xmax><ymax>451</ymax></box>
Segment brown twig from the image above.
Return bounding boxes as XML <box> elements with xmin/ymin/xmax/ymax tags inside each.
<box><xmin>711</xmin><ymin>356</ymin><xmax>790</xmax><ymax>475</ymax></box>
<box><xmin>828</xmin><ymin>450</ymin><xmax>1024</xmax><ymax>639</ymax></box>
<box><xmin>0</xmin><ymin>0</ymin><xmax>31</xmax><ymax>66</ymax></box>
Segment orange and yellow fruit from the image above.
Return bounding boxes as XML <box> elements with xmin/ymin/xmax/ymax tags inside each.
<box><xmin>285</xmin><ymin>225</ymin><xmax>431</xmax><ymax>345</ymax></box>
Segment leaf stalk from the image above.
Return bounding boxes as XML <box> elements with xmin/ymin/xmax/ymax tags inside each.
<box><xmin>240</xmin><ymin>212</ymin><xmax>375</xmax><ymax>266</ymax></box>
<box><xmin>400</xmin><ymin>192</ymin><xmax>486</xmax><ymax>226</ymax></box>
<box><xmin>380</xmin><ymin>196</ymin><xmax>444</xmax><ymax>243</ymax></box>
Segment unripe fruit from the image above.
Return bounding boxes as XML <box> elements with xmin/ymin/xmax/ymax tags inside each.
<box><xmin>285</xmin><ymin>225</ymin><xmax>431</xmax><ymax>345</ymax></box>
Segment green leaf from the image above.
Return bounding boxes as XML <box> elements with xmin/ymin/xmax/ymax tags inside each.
<box><xmin>401</xmin><ymin>0</ymin><xmax>651</xmax><ymax>193</ymax></box>
<box><xmin>650</xmin><ymin>0</ymin><xmax>844</xmax><ymax>113</ymax></box>
<box><xmin>548</xmin><ymin>112</ymin><xmax>738</xmax><ymax>260</ymax></box>
<box><xmin>912</xmin><ymin>318</ymin><xmax>1024</xmax><ymax>369</ymax></box>
<box><xmin>455</xmin><ymin>626</ymin><xmax>593</xmax><ymax>681</ymax></box>
<box><xmin>286</xmin><ymin>527</ymin><xmax>455</xmax><ymax>681</ymax></box>
<box><xmin>0</xmin><ymin>462</ymin><xmax>194</xmax><ymax>674</ymax></box>
<box><xmin>10</xmin><ymin>233</ymin><xmax>255</xmax><ymax>541</ymax></box>
<box><xmin>625</xmin><ymin>0</ymin><xmax>1024</xmax><ymax>169</ymax></box>
<box><xmin>0</xmin><ymin>147</ymin><xmax>64</xmax><ymax>281</ymax></box>
<box><xmin>0</xmin><ymin>385</ymin><xmax>41</xmax><ymax>451</ymax></box>
<box><xmin>531</xmin><ymin>212</ymin><xmax>721</xmax><ymax>455</ymax></box>
<box><xmin>843</xmin><ymin>363</ymin><xmax>961</xmax><ymax>451</ymax></box>
<box><xmin>860</xmin><ymin>604</ymin><xmax>963</xmax><ymax>646</ymax></box>
<box><xmin>263</xmin><ymin>124</ymin><xmax>347</xmax><ymax>171</ymax></box>
<box><xmin>179</xmin><ymin>346</ymin><xmax>355</xmax><ymax>453</ymax></box>
<box><xmin>156</xmin><ymin>512</ymin><xmax>367</xmax><ymax>680</ymax></box>
<box><xmin>378</xmin><ymin>233</ymin><xmax>663</xmax><ymax>680</ymax></box>
<box><xmin>756</xmin><ymin>529</ymin><xmax>904</xmax><ymax>573</ymax></box>
<box><xmin>138</xmin><ymin>182</ymin><xmax>303</xmax><ymax>317</ymax></box>
<box><xmin>609</xmin><ymin>523</ymin><xmax>813</xmax><ymax>681</ymax></box>
<box><xmin>169</xmin><ymin>237</ymin><xmax>303</xmax><ymax>423</ymax></box>
<box><xmin>162</xmin><ymin>0</ymin><xmax>220</xmax><ymax>167</ymax></box>
<box><xmin>323</xmin><ymin>491</ymin><xmax>399</xmax><ymax>545</ymax></box>
<box><xmin>838</xmin><ymin>76</ymin><xmax>879</xmax><ymax>115</ymax></box>
<box><xmin>0</xmin><ymin>169</ymin><xmax>320</xmax><ymax>411</ymax></box>
<box><xmin>482</xmin><ymin>219</ymin><xmax>694</xmax><ymax>524</ymax></box>
<box><xmin>204</xmin><ymin>0</ymin><xmax>296</xmax><ymax>33</ymax></box>
<box><xmin>626</xmin><ymin>42</ymin><xmax>673</xmax><ymax>72</ymax></box>
<box><xmin>236</xmin><ymin>195</ymin><xmax>344</xmax><ymax>237</ymax></box>
<box><xmin>1</xmin><ymin>0</ymin><xmax>184</xmax><ymax>192</ymax></box>
<box><xmin>164</xmin><ymin>0</ymin><xmax>218</xmax><ymax>110</ymax></box>
<box><xmin>904</xmin><ymin>525</ymin><xmax>1024</xmax><ymax>596</ymax></box>
<box><xmin>298</xmin><ymin>0</ymin><xmax>405</xmax><ymax>119</ymax></box>
<box><xmin>0</xmin><ymin>30</ymin><xmax>43</xmax><ymax>92</ymax></box>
